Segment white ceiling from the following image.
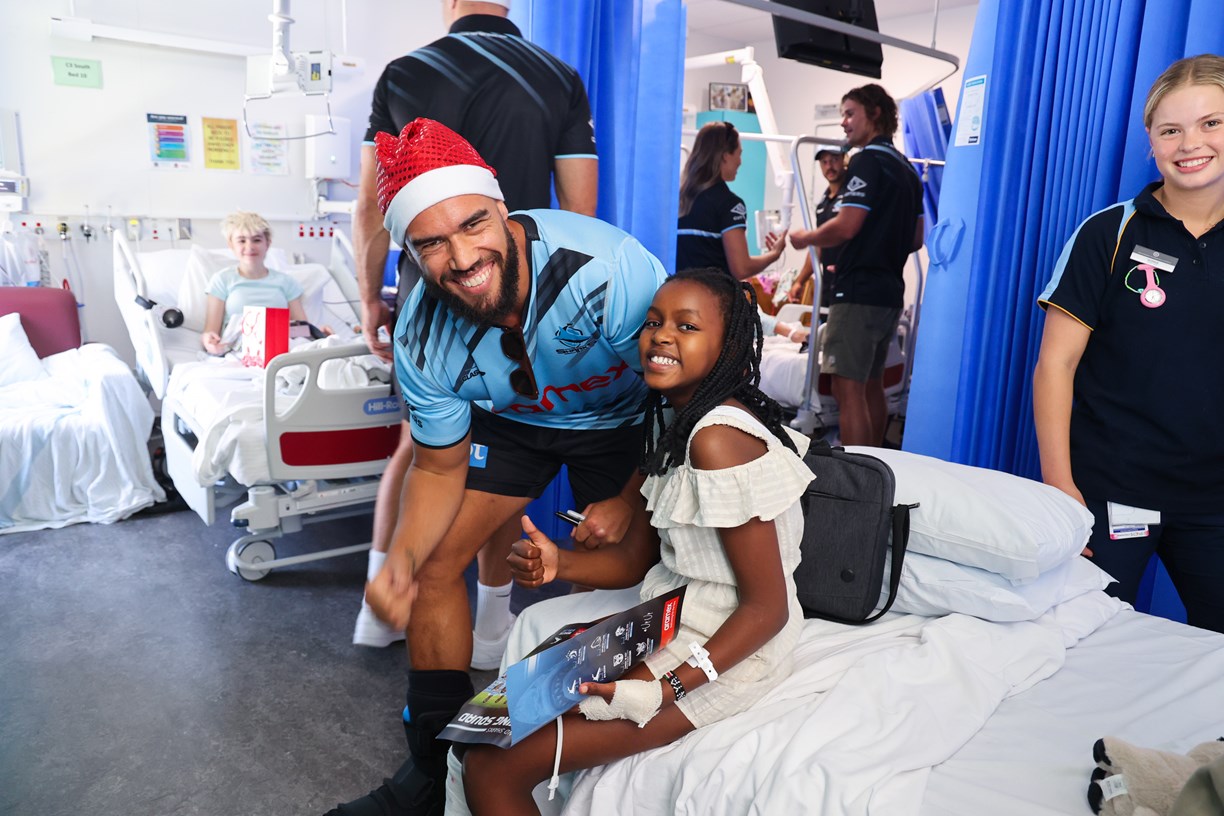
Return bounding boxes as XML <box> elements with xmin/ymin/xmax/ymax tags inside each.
<box><xmin>686</xmin><ymin>0</ymin><xmax>977</xmax><ymax>44</ymax></box>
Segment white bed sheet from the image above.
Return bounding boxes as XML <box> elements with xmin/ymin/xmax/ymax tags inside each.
<box><xmin>922</xmin><ymin>608</ymin><xmax>1224</xmax><ymax>815</ymax></box>
<box><xmin>165</xmin><ymin>335</ymin><xmax>392</xmax><ymax>487</ymax></box>
<box><xmin>0</xmin><ymin>344</ymin><xmax>164</xmax><ymax>533</ymax></box>
<box><xmin>480</xmin><ymin>587</ymin><xmax>1131</xmax><ymax>816</ymax></box>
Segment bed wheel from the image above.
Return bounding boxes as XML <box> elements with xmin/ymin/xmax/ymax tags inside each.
<box><xmin>226</xmin><ymin>540</ymin><xmax>276</xmax><ymax>582</ymax></box>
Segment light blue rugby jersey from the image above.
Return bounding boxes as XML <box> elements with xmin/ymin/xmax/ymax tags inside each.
<box><xmin>394</xmin><ymin>209</ymin><xmax>669</xmax><ymax>449</ymax></box>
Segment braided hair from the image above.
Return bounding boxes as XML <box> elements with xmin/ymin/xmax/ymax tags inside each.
<box><xmin>642</xmin><ymin>268</ymin><xmax>797</xmax><ymax>476</ymax></box>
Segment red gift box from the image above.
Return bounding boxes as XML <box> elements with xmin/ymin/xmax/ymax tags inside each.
<box><xmin>240</xmin><ymin>306</ymin><xmax>290</xmax><ymax>368</ymax></box>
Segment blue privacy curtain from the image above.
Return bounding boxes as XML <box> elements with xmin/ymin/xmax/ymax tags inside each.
<box><xmin>900</xmin><ymin>89</ymin><xmax>952</xmax><ymax>241</ymax></box>
<box><xmin>904</xmin><ymin>0</ymin><xmax>1224</xmax><ymax>479</ymax></box>
<box><xmin>512</xmin><ymin>0</ymin><xmax>687</xmax><ymax>271</ymax></box>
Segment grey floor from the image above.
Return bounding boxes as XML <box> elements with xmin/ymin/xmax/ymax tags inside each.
<box><xmin>0</xmin><ymin>504</ymin><xmax>547</xmax><ymax>816</ymax></box>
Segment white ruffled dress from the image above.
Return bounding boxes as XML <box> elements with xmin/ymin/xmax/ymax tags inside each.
<box><xmin>639</xmin><ymin>404</ymin><xmax>815</xmax><ymax>728</ymax></box>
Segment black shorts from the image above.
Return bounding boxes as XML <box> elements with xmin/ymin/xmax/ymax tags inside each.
<box><xmin>466</xmin><ymin>407</ymin><xmax>643</xmax><ymax>509</ymax></box>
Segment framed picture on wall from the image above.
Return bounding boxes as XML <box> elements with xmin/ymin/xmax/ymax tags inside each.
<box><xmin>709</xmin><ymin>82</ymin><xmax>749</xmax><ymax>112</ymax></box>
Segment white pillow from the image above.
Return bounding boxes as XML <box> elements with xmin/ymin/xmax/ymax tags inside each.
<box><xmin>0</xmin><ymin>311</ymin><xmax>50</xmax><ymax>386</ymax></box>
<box><xmin>136</xmin><ymin>247</ymin><xmax>195</xmax><ymax>307</ymax></box>
<box><xmin>883</xmin><ymin>551</ymin><xmax>1114</xmax><ymax>622</ymax></box>
<box><xmin>177</xmin><ymin>245</ymin><xmax>232</xmax><ymax>332</ymax></box>
<box><xmin>846</xmin><ymin>447</ymin><xmax>1094</xmax><ymax>583</ymax></box>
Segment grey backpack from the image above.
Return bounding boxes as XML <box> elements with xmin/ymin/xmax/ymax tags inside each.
<box><xmin>793</xmin><ymin>440</ymin><xmax>914</xmax><ymax>624</ymax></box>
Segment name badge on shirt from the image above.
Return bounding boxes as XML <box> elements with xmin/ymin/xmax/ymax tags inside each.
<box><xmin>1129</xmin><ymin>246</ymin><xmax>1177</xmax><ymax>273</ymax></box>
<box><xmin>1107</xmin><ymin>501</ymin><xmax>1161</xmax><ymax>539</ymax></box>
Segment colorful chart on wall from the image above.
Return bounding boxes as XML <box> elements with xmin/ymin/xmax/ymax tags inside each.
<box><xmin>148</xmin><ymin>113</ymin><xmax>190</xmax><ymax>170</ymax></box>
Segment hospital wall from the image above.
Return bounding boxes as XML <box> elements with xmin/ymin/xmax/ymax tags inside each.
<box><xmin>2</xmin><ymin>1</ymin><xmax>450</xmax><ymax>368</ymax></box>
<box><xmin>683</xmin><ymin>4</ymin><xmax>979</xmax><ymax>301</ymax></box>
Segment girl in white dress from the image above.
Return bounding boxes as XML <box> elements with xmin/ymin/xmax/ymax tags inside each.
<box><xmin>462</xmin><ymin>267</ymin><xmax>816</xmax><ymax>815</ymax></box>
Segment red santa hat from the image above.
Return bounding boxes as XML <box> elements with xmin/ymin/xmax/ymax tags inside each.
<box><xmin>375</xmin><ymin>118</ymin><xmax>503</xmax><ymax>248</ymax></box>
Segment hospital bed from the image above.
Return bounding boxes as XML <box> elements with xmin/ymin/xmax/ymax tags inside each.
<box><xmin>0</xmin><ymin>285</ymin><xmax>163</xmax><ymax>533</ymax></box>
<box><xmin>759</xmin><ymin>302</ymin><xmax>911</xmax><ymax>428</ymax></box>
<box><xmin>112</xmin><ymin>230</ymin><xmax>403</xmax><ymax>580</ymax></box>
<box><xmin>454</xmin><ymin>449</ymin><xmax>1224</xmax><ymax>816</ymax></box>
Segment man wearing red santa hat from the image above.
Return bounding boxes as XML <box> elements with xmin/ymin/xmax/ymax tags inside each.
<box><xmin>325</xmin><ymin>117</ymin><xmax>666</xmax><ymax>816</ymax></box>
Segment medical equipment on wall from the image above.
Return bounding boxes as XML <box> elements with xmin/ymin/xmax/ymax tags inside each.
<box><xmin>243</xmin><ymin>1</ymin><xmax>337</xmax><ymax>141</ymax></box>
<box><xmin>0</xmin><ymin>110</ymin><xmax>29</xmax><ymax>215</ymax></box>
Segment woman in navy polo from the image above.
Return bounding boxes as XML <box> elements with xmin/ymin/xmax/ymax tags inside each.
<box><xmin>677</xmin><ymin>121</ymin><xmax>786</xmax><ymax>281</ymax></box>
<box><xmin>1034</xmin><ymin>55</ymin><xmax>1224</xmax><ymax>633</ymax></box>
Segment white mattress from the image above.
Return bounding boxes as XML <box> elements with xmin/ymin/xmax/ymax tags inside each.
<box><xmin>922</xmin><ymin>609</ymin><xmax>1224</xmax><ymax>815</ymax></box>
<box><xmin>459</xmin><ymin>591</ymin><xmax>1224</xmax><ymax>816</ymax></box>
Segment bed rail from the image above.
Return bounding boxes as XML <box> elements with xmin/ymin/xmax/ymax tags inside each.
<box><xmin>263</xmin><ymin>341</ymin><xmax>403</xmax><ymax>481</ymax></box>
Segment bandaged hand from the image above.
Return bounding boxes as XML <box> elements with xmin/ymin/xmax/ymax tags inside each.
<box><xmin>578</xmin><ymin>679</ymin><xmax>663</xmax><ymax>728</ymax></box>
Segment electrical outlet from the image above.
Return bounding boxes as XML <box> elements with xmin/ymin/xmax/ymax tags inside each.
<box><xmin>126</xmin><ymin>218</ymin><xmax>141</xmax><ymax>242</ymax></box>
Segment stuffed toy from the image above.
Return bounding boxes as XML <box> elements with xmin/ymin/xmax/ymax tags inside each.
<box><xmin>1088</xmin><ymin>736</ymin><xmax>1224</xmax><ymax>816</ymax></box>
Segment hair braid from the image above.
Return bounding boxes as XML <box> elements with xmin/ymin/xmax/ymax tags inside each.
<box><xmin>642</xmin><ymin>268</ymin><xmax>797</xmax><ymax>476</ymax></box>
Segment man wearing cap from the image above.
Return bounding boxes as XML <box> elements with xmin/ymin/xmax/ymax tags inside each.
<box><xmin>352</xmin><ymin>0</ymin><xmax>600</xmax><ymax>656</ymax></box>
<box><xmin>787</xmin><ymin>147</ymin><xmax>848</xmax><ymax>307</ymax></box>
<box><xmin>789</xmin><ymin>84</ymin><xmax>923</xmax><ymax>447</ymax></box>
<box><xmin>326</xmin><ymin>118</ymin><xmax>665</xmax><ymax>816</ymax></box>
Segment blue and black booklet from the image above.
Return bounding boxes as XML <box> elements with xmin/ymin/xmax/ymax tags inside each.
<box><xmin>439</xmin><ymin>586</ymin><xmax>686</xmax><ymax>748</ymax></box>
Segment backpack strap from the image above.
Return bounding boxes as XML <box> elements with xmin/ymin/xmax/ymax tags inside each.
<box><xmin>856</xmin><ymin>502</ymin><xmax>915</xmax><ymax>623</ymax></box>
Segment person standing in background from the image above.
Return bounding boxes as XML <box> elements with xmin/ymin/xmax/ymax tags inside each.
<box><xmin>676</xmin><ymin>121</ymin><xmax>787</xmax><ymax>281</ymax></box>
<box><xmin>787</xmin><ymin>147</ymin><xmax>848</xmax><ymax>307</ymax></box>
<box><xmin>349</xmin><ymin>0</ymin><xmax>598</xmax><ymax>666</ymax></box>
<box><xmin>789</xmin><ymin>84</ymin><xmax>923</xmax><ymax>446</ymax></box>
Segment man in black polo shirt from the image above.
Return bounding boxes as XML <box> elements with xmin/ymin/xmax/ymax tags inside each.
<box><xmin>787</xmin><ymin>146</ymin><xmax>848</xmax><ymax>306</ymax></box>
<box><xmin>350</xmin><ymin>0</ymin><xmax>599</xmax><ymax>649</ymax></box>
<box><xmin>790</xmin><ymin>84</ymin><xmax>923</xmax><ymax>446</ymax></box>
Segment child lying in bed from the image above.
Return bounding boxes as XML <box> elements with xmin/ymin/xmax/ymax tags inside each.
<box><xmin>200</xmin><ymin>212</ymin><xmax>307</xmax><ymax>355</ymax></box>
<box><xmin>460</xmin><ymin>267</ymin><xmax>816</xmax><ymax>814</ymax></box>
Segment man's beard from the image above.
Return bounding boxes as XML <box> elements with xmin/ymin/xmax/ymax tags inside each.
<box><xmin>424</xmin><ymin>221</ymin><xmax>521</xmax><ymax>326</ymax></box>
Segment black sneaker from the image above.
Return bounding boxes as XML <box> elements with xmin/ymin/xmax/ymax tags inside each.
<box><xmin>324</xmin><ymin>757</ymin><xmax>444</xmax><ymax>816</ymax></box>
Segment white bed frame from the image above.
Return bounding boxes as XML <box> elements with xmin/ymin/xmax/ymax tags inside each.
<box><xmin>113</xmin><ymin>230</ymin><xmax>402</xmax><ymax>580</ymax></box>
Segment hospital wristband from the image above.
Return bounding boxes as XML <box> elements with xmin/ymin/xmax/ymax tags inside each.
<box><xmin>686</xmin><ymin>642</ymin><xmax>718</xmax><ymax>683</ymax></box>
<box><xmin>787</xmin><ymin>326</ymin><xmax>801</xmax><ymax>342</ymax></box>
<box><xmin>663</xmin><ymin>671</ymin><xmax>686</xmax><ymax>701</ymax></box>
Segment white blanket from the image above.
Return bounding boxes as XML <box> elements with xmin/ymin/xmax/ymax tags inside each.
<box><xmin>0</xmin><ymin>344</ymin><xmax>164</xmax><ymax>533</ymax></box>
<box><xmin>166</xmin><ymin>335</ymin><xmax>391</xmax><ymax>487</ymax></box>
<box><xmin>489</xmin><ymin>589</ymin><xmax>1127</xmax><ymax>816</ymax></box>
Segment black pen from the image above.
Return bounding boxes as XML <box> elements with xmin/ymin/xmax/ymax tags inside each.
<box><xmin>553</xmin><ymin>509</ymin><xmax>586</xmax><ymax>526</ymax></box>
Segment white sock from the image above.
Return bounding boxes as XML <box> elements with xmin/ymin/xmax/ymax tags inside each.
<box><xmin>362</xmin><ymin>550</ymin><xmax>387</xmax><ymax>608</ymax></box>
<box><xmin>474</xmin><ymin>580</ymin><xmax>513</xmax><ymax>639</ymax></box>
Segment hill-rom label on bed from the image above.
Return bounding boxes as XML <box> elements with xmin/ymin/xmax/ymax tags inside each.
<box><xmin>439</xmin><ymin>586</ymin><xmax>685</xmax><ymax>748</ymax></box>
<box><xmin>240</xmin><ymin>306</ymin><xmax>289</xmax><ymax>368</ymax></box>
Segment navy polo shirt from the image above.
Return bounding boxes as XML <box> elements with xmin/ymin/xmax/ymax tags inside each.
<box><xmin>676</xmin><ymin>181</ymin><xmax>747</xmax><ymax>275</ymax></box>
<box><xmin>364</xmin><ymin>15</ymin><xmax>596</xmax><ymax>212</ymax></box>
<box><xmin>814</xmin><ymin>186</ymin><xmax>844</xmax><ymax>270</ymax></box>
<box><xmin>1039</xmin><ymin>182</ymin><xmax>1224</xmax><ymax>513</ymax></box>
<box><xmin>831</xmin><ymin>138</ymin><xmax>923</xmax><ymax>308</ymax></box>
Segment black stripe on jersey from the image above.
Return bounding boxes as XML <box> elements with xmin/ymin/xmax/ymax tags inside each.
<box><xmin>451</xmin><ymin>325</ymin><xmax>491</xmax><ymax>392</ymax></box>
<box><xmin>407</xmin><ymin>293</ymin><xmax>442</xmax><ymax>371</ymax></box>
<box><xmin>535</xmin><ymin>248</ymin><xmax>595</xmax><ymax>323</ymax></box>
